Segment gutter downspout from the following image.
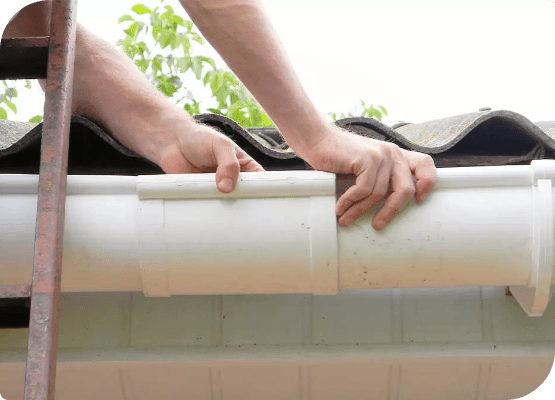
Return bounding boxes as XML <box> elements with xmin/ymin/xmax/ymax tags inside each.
<box><xmin>0</xmin><ymin>161</ymin><xmax>554</xmax><ymax>316</ymax></box>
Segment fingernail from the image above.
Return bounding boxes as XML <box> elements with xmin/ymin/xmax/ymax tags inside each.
<box><xmin>374</xmin><ymin>219</ymin><xmax>386</xmax><ymax>230</ymax></box>
<box><xmin>219</xmin><ymin>178</ymin><xmax>233</xmax><ymax>193</ymax></box>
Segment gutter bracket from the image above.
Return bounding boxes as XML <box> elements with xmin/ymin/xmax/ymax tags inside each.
<box><xmin>511</xmin><ymin>160</ymin><xmax>555</xmax><ymax>316</ymax></box>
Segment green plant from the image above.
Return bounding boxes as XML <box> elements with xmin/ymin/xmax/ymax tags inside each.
<box><xmin>118</xmin><ymin>1</ymin><xmax>387</xmax><ymax>128</ymax></box>
<box><xmin>1</xmin><ymin>1</ymin><xmax>387</xmax><ymax>128</ymax></box>
<box><xmin>0</xmin><ymin>79</ymin><xmax>43</xmax><ymax>123</ymax></box>
<box><xmin>117</xmin><ymin>1</ymin><xmax>274</xmax><ymax>127</ymax></box>
<box><xmin>329</xmin><ymin>101</ymin><xmax>388</xmax><ymax>122</ymax></box>
<box><xmin>0</xmin><ymin>80</ymin><xmax>19</xmax><ymax>120</ymax></box>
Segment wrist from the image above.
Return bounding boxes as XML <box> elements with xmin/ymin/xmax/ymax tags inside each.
<box><xmin>275</xmin><ymin>111</ymin><xmax>331</xmax><ymax>160</ymax></box>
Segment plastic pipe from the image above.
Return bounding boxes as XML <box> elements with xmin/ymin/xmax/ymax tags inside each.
<box><xmin>0</xmin><ymin>161</ymin><xmax>554</xmax><ymax>316</ymax></box>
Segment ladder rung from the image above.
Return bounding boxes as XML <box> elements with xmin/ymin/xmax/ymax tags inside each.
<box><xmin>0</xmin><ymin>36</ymin><xmax>49</xmax><ymax>79</ymax></box>
<box><xmin>0</xmin><ymin>284</ymin><xmax>32</xmax><ymax>298</ymax></box>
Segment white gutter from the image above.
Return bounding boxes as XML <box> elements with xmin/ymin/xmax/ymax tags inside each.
<box><xmin>0</xmin><ymin>161</ymin><xmax>554</xmax><ymax>316</ymax></box>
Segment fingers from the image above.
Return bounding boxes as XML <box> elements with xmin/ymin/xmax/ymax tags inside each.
<box><xmin>337</xmin><ymin>160</ymin><xmax>390</xmax><ymax>227</ymax></box>
<box><xmin>372</xmin><ymin>156</ymin><xmax>415</xmax><ymax>230</ymax></box>
<box><xmin>404</xmin><ymin>150</ymin><xmax>437</xmax><ymax>203</ymax></box>
<box><xmin>236</xmin><ymin>147</ymin><xmax>265</xmax><ymax>172</ymax></box>
<box><xmin>213</xmin><ymin>140</ymin><xmax>265</xmax><ymax>193</ymax></box>
<box><xmin>335</xmin><ymin>165</ymin><xmax>378</xmax><ymax>217</ymax></box>
<box><xmin>335</xmin><ymin>144</ymin><xmax>435</xmax><ymax>230</ymax></box>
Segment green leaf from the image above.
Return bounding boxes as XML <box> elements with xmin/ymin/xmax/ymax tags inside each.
<box><xmin>29</xmin><ymin>115</ymin><xmax>43</xmax><ymax>124</ymax></box>
<box><xmin>191</xmin><ymin>32</ymin><xmax>204</xmax><ymax>45</ymax></box>
<box><xmin>191</xmin><ymin>57</ymin><xmax>203</xmax><ymax>80</ymax></box>
<box><xmin>135</xmin><ymin>59</ymin><xmax>150</xmax><ymax>73</ymax></box>
<box><xmin>152</xmin><ymin>25</ymin><xmax>161</xmax><ymax>40</ymax></box>
<box><xmin>4</xmin><ymin>99</ymin><xmax>17</xmax><ymax>114</ymax></box>
<box><xmin>210</xmin><ymin>71</ymin><xmax>221</xmax><ymax>92</ymax></box>
<box><xmin>176</xmin><ymin>34</ymin><xmax>190</xmax><ymax>54</ymax></box>
<box><xmin>124</xmin><ymin>21</ymin><xmax>140</xmax><ymax>39</ymax></box>
<box><xmin>201</xmin><ymin>56</ymin><xmax>216</xmax><ymax>69</ymax></box>
<box><xmin>229</xmin><ymin>92</ymin><xmax>240</xmax><ymax>105</ymax></box>
<box><xmin>118</xmin><ymin>14</ymin><xmax>134</xmax><ymax>24</ymax></box>
<box><xmin>0</xmin><ymin>107</ymin><xmax>7</xmax><ymax>120</ymax></box>
<box><xmin>152</xmin><ymin>55</ymin><xmax>164</xmax><ymax>72</ymax></box>
<box><xmin>259</xmin><ymin>113</ymin><xmax>274</xmax><ymax>127</ymax></box>
<box><xmin>171</xmin><ymin>14</ymin><xmax>184</xmax><ymax>26</ymax></box>
<box><xmin>157</xmin><ymin>76</ymin><xmax>178</xmax><ymax>97</ymax></box>
<box><xmin>177</xmin><ymin>57</ymin><xmax>191</xmax><ymax>72</ymax></box>
<box><xmin>6</xmin><ymin>87</ymin><xmax>17</xmax><ymax>98</ymax></box>
<box><xmin>131</xmin><ymin>4</ymin><xmax>151</xmax><ymax>15</ymax></box>
<box><xmin>203</xmin><ymin>71</ymin><xmax>211</xmax><ymax>86</ymax></box>
<box><xmin>137</xmin><ymin>41</ymin><xmax>148</xmax><ymax>54</ymax></box>
<box><xmin>207</xmin><ymin>108</ymin><xmax>223</xmax><ymax>115</ymax></box>
<box><xmin>158</xmin><ymin>31</ymin><xmax>175</xmax><ymax>49</ymax></box>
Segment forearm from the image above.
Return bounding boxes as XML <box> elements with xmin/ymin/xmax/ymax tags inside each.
<box><xmin>71</xmin><ymin>25</ymin><xmax>194</xmax><ymax>163</ymax></box>
<box><xmin>180</xmin><ymin>0</ymin><xmax>329</xmax><ymax>158</ymax></box>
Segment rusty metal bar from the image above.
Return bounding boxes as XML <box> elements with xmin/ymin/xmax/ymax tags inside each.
<box><xmin>23</xmin><ymin>1</ymin><xmax>77</xmax><ymax>399</ymax></box>
<box><xmin>0</xmin><ymin>285</ymin><xmax>32</xmax><ymax>298</ymax></box>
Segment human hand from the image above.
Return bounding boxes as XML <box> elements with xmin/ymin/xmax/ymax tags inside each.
<box><xmin>302</xmin><ymin>126</ymin><xmax>437</xmax><ymax>230</ymax></box>
<box><xmin>156</xmin><ymin>121</ymin><xmax>264</xmax><ymax>193</ymax></box>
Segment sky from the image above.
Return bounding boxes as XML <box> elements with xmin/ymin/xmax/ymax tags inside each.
<box><xmin>8</xmin><ymin>0</ymin><xmax>555</xmax><ymax>126</ymax></box>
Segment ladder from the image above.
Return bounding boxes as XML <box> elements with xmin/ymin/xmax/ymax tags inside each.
<box><xmin>0</xmin><ymin>0</ymin><xmax>77</xmax><ymax>399</ymax></box>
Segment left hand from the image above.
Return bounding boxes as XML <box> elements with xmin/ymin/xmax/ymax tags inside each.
<box><xmin>300</xmin><ymin>126</ymin><xmax>437</xmax><ymax>230</ymax></box>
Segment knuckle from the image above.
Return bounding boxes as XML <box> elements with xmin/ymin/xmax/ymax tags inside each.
<box><xmin>423</xmin><ymin>153</ymin><xmax>435</xmax><ymax>164</ymax></box>
<box><xmin>388</xmin><ymin>205</ymin><xmax>403</xmax><ymax>217</ymax></box>
<box><xmin>388</xmin><ymin>142</ymin><xmax>402</xmax><ymax>155</ymax></box>
<box><xmin>365</xmin><ymin>147</ymin><xmax>382</xmax><ymax>165</ymax></box>
<box><xmin>223</xmin><ymin>158</ymin><xmax>240</xmax><ymax>172</ymax></box>
<box><xmin>419</xmin><ymin>153</ymin><xmax>436</xmax><ymax>167</ymax></box>
<box><xmin>428</xmin><ymin>175</ymin><xmax>438</xmax><ymax>186</ymax></box>
<box><xmin>342</xmin><ymin>192</ymin><xmax>359</xmax><ymax>206</ymax></box>
<box><xmin>401</xmin><ymin>184</ymin><xmax>416</xmax><ymax>197</ymax></box>
<box><xmin>356</xmin><ymin>187</ymin><xmax>373</xmax><ymax>199</ymax></box>
<box><xmin>381</xmin><ymin>142</ymin><xmax>395</xmax><ymax>157</ymax></box>
<box><xmin>370</xmin><ymin>187</ymin><xmax>387</xmax><ymax>200</ymax></box>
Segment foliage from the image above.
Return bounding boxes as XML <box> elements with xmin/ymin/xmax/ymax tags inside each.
<box><xmin>0</xmin><ymin>0</ymin><xmax>387</xmax><ymax>128</ymax></box>
<box><xmin>329</xmin><ymin>101</ymin><xmax>388</xmax><ymax>122</ymax></box>
<box><xmin>28</xmin><ymin>114</ymin><xmax>43</xmax><ymax>123</ymax></box>
<box><xmin>0</xmin><ymin>79</ymin><xmax>43</xmax><ymax>123</ymax></box>
<box><xmin>118</xmin><ymin>1</ymin><xmax>387</xmax><ymax>127</ymax></box>
<box><xmin>0</xmin><ymin>80</ymin><xmax>18</xmax><ymax>120</ymax></box>
<box><xmin>117</xmin><ymin>1</ymin><xmax>274</xmax><ymax>127</ymax></box>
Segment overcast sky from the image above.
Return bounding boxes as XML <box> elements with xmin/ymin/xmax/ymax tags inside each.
<box><xmin>9</xmin><ymin>0</ymin><xmax>555</xmax><ymax>126</ymax></box>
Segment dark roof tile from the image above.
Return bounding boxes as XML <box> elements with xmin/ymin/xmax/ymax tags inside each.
<box><xmin>1</xmin><ymin>110</ymin><xmax>554</xmax><ymax>173</ymax></box>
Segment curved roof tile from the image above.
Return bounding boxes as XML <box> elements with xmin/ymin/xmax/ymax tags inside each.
<box><xmin>0</xmin><ymin>110</ymin><xmax>554</xmax><ymax>173</ymax></box>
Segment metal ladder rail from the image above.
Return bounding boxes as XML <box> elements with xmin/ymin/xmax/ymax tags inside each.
<box><xmin>0</xmin><ymin>1</ymin><xmax>77</xmax><ymax>399</ymax></box>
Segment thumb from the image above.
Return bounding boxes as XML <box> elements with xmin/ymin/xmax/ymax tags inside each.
<box><xmin>213</xmin><ymin>139</ymin><xmax>241</xmax><ymax>193</ymax></box>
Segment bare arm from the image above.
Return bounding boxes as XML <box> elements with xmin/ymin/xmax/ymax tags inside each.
<box><xmin>180</xmin><ymin>0</ymin><xmax>437</xmax><ymax>229</ymax></box>
<box><xmin>179</xmin><ymin>0</ymin><xmax>327</xmax><ymax>155</ymax></box>
<box><xmin>4</xmin><ymin>2</ymin><xmax>263</xmax><ymax>192</ymax></box>
<box><xmin>72</xmin><ymin>24</ymin><xmax>264</xmax><ymax>191</ymax></box>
